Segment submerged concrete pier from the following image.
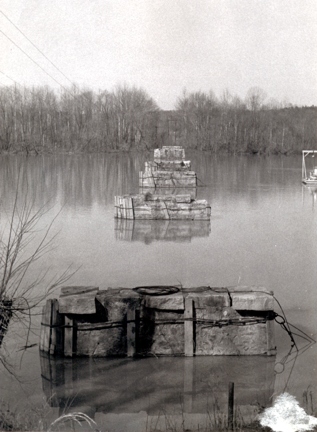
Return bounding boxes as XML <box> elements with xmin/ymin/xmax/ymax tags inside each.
<box><xmin>40</xmin><ymin>285</ymin><xmax>276</xmax><ymax>358</ymax></box>
<box><xmin>114</xmin><ymin>218</ymin><xmax>211</xmax><ymax>242</ymax></box>
<box><xmin>114</xmin><ymin>193</ymin><xmax>211</xmax><ymax>220</ymax></box>
<box><xmin>140</xmin><ymin>146</ymin><xmax>197</xmax><ymax>189</ymax></box>
<box><xmin>115</xmin><ymin>146</ymin><xmax>211</xmax><ymax>220</ymax></box>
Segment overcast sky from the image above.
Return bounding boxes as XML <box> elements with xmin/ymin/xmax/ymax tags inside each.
<box><xmin>1</xmin><ymin>0</ymin><xmax>316</xmax><ymax>109</ymax></box>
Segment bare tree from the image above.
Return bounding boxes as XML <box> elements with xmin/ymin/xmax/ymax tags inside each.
<box><xmin>0</xmin><ymin>175</ymin><xmax>76</xmax><ymax>372</ymax></box>
<box><xmin>245</xmin><ymin>87</ymin><xmax>267</xmax><ymax>112</ymax></box>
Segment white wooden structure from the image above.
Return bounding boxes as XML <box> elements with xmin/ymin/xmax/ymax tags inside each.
<box><xmin>302</xmin><ymin>150</ymin><xmax>317</xmax><ymax>184</ymax></box>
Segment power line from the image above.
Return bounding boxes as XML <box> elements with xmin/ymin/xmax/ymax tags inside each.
<box><xmin>0</xmin><ymin>29</ymin><xmax>72</xmax><ymax>93</ymax></box>
<box><xmin>0</xmin><ymin>28</ymin><xmax>85</xmax><ymax>103</ymax></box>
<box><xmin>0</xmin><ymin>14</ymin><xmax>101</xmax><ymax>107</ymax></box>
<box><xmin>0</xmin><ymin>10</ymin><xmax>74</xmax><ymax>87</ymax></box>
<box><xmin>0</xmin><ymin>69</ymin><xmax>21</xmax><ymax>86</ymax></box>
<box><xmin>0</xmin><ymin>70</ymin><xmax>42</xmax><ymax>98</ymax></box>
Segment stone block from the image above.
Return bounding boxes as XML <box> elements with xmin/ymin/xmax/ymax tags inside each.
<box><xmin>138</xmin><ymin>308</ymin><xmax>185</xmax><ymax>356</ymax></box>
<box><xmin>195</xmin><ymin>323</ymin><xmax>269</xmax><ymax>355</ymax></box>
<box><xmin>150</xmin><ymin>310</ymin><xmax>184</xmax><ymax>356</ymax></box>
<box><xmin>131</xmin><ymin>195</ymin><xmax>146</xmax><ymax>207</ymax></box>
<box><xmin>116</xmin><ymin>193</ymin><xmax>210</xmax><ymax>220</ymax></box>
<box><xmin>187</xmin><ymin>292</ymin><xmax>230</xmax><ymax>320</ymax></box>
<box><xmin>150</xmin><ymin>323</ymin><xmax>184</xmax><ymax>355</ymax></box>
<box><xmin>140</xmin><ymin>170</ymin><xmax>197</xmax><ymax>188</ymax></box>
<box><xmin>143</xmin><ymin>293</ymin><xmax>184</xmax><ymax>310</ymax></box>
<box><xmin>59</xmin><ymin>294</ymin><xmax>97</xmax><ymax>315</ymax></box>
<box><xmin>76</xmin><ymin>323</ymin><xmax>126</xmax><ymax>356</ymax></box>
<box><xmin>96</xmin><ymin>290</ymin><xmax>141</xmax><ymax>322</ymax></box>
<box><xmin>133</xmin><ymin>204</ymin><xmax>154</xmax><ymax>219</ymax></box>
<box><xmin>145</xmin><ymin>194</ymin><xmax>192</xmax><ymax>204</ymax></box>
<box><xmin>140</xmin><ymin>187</ymin><xmax>197</xmax><ymax>200</ymax></box>
<box><xmin>60</xmin><ymin>286</ymin><xmax>99</xmax><ymax>297</ymax></box>
<box><xmin>50</xmin><ymin>284</ymin><xmax>276</xmax><ymax>358</ymax></box>
<box><xmin>230</xmin><ymin>291</ymin><xmax>274</xmax><ymax>311</ymax></box>
<box><xmin>154</xmin><ymin>146</ymin><xmax>185</xmax><ymax>160</ymax></box>
<box><xmin>227</xmin><ymin>285</ymin><xmax>273</xmax><ymax>294</ymax></box>
<box><xmin>154</xmin><ymin>160</ymin><xmax>191</xmax><ymax>171</ymax></box>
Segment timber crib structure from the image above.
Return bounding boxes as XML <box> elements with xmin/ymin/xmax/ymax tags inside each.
<box><xmin>40</xmin><ymin>285</ymin><xmax>276</xmax><ymax>358</ymax></box>
<box><xmin>114</xmin><ymin>146</ymin><xmax>211</xmax><ymax>220</ymax></box>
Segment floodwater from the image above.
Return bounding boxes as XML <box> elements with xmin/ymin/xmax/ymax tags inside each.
<box><xmin>0</xmin><ymin>152</ymin><xmax>316</xmax><ymax>431</ymax></box>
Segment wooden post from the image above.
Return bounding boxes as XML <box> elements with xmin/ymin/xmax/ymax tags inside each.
<box><xmin>228</xmin><ymin>382</ymin><xmax>234</xmax><ymax>430</ymax></box>
<box><xmin>114</xmin><ymin>196</ymin><xmax>118</xmax><ymax>218</ymax></box>
<box><xmin>49</xmin><ymin>299</ymin><xmax>64</xmax><ymax>355</ymax></box>
<box><xmin>127</xmin><ymin>305</ymin><xmax>136</xmax><ymax>357</ymax></box>
<box><xmin>64</xmin><ymin>316</ymin><xmax>75</xmax><ymax>357</ymax></box>
<box><xmin>40</xmin><ymin>299</ymin><xmax>52</xmax><ymax>353</ymax></box>
<box><xmin>266</xmin><ymin>318</ymin><xmax>276</xmax><ymax>356</ymax></box>
<box><xmin>123</xmin><ymin>197</ymin><xmax>127</xmax><ymax>219</ymax></box>
<box><xmin>129</xmin><ymin>197</ymin><xmax>134</xmax><ymax>219</ymax></box>
<box><xmin>184</xmin><ymin>298</ymin><xmax>194</xmax><ymax>356</ymax></box>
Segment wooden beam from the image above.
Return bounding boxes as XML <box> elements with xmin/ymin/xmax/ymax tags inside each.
<box><xmin>64</xmin><ymin>316</ymin><xmax>75</xmax><ymax>357</ymax></box>
<box><xmin>49</xmin><ymin>299</ymin><xmax>64</xmax><ymax>355</ymax></box>
<box><xmin>40</xmin><ymin>299</ymin><xmax>52</xmax><ymax>353</ymax></box>
<box><xmin>184</xmin><ymin>298</ymin><xmax>194</xmax><ymax>356</ymax></box>
<box><xmin>266</xmin><ymin>318</ymin><xmax>276</xmax><ymax>356</ymax></box>
<box><xmin>127</xmin><ymin>305</ymin><xmax>136</xmax><ymax>357</ymax></box>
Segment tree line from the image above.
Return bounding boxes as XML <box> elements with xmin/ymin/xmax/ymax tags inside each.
<box><xmin>0</xmin><ymin>84</ymin><xmax>316</xmax><ymax>154</ymax></box>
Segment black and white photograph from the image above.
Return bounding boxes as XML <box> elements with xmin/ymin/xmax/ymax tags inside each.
<box><xmin>0</xmin><ymin>1</ymin><xmax>317</xmax><ymax>431</ymax></box>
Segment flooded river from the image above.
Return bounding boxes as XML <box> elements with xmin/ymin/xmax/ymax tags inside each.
<box><xmin>0</xmin><ymin>152</ymin><xmax>316</xmax><ymax>430</ymax></box>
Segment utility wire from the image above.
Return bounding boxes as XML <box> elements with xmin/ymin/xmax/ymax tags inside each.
<box><xmin>0</xmin><ymin>11</ymin><xmax>98</xmax><ymax>107</ymax></box>
<box><xmin>0</xmin><ymin>70</ymin><xmax>45</xmax><ymax>99</ymax></box>
<box><xmin>0</xmin><ymin>69</ymin><xmax>21</xmax><ymax>86</ymax></box>
<box><xmin>0</xmin><ymin>29</ymin><xmax>71</xmax><ymax>93</ymax></box>
<box><xmin>0</xmin><ymin>10</ymin><xmax>74</xmax><ymax>87</ymax></box>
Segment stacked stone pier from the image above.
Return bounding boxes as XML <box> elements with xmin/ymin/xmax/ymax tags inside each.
<box><xmin>139</xmin><ymin>146</ymin><xmax>195</xmax><ymax>188</ymax></box>
<box><xmin>40</xmin><ymin>285</ymin><xmax>276</xmax><ymax>358</ymax></box>
<box><xmin>115</xmin><ymin>146</ymin><xmax>211</xmax><ymax>220</ymax></box>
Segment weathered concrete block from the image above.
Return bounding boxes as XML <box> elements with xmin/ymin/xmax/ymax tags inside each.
<box><xmin>41</xmin><ymin>284</ymin><xmax>276</xmax><ymax>358</ymax></box>
<box><xmin>116</xmin><ymin>193</ymin><xmax>210</xmax><ymax>220</ymax></box>
<box><xmin>150</xmin><ymin>323</ymin><xmax>184</xmax><ymax>356</ymax></box>
<box><xmin>76</xmin><ymin>323</ymin><xmax>126</xmax><ymax>356</ymax></box>
<box><xmin>230</xmin><ymin>291</ymin><xmax>274</xmax><ymax>311</ymax></box>
<box><xmin>141</xmin><ymin>310</ymin><xmax>184</xmax><ymax>356</ymax></box>
<box><xmin>140</xmin><ymin>170</ymin><xmax>197</xmax><ymax>188</ymax></box>
<box><xmin>60</xmin><ymin>286</ymin><xmax>99</xmax><ymax>297</ymax></box>
<box><xmin>117</xmin><ymin>288</ymin><xmax>141</xmax><ymax>299</ymax></box>
<box><xmin>145</xmin><ymin>194</ymin><xmax>192</xmax><ymax>204</ymax></box>
<box><xmin>96</xmin><ymin>290</ymin><xmax>141</xmax><ymax>321</ymax></box>
<box><xmin>154</xmin><ymin>160</ymin><xmax>191</xmax><ymax>171</ymax></box>
<box><xmin>187</xmin><ymin>292</ymin><xmax>230</xmax><ymax>320</ymax></box>
<box><xmin>131</xmin><ymin>194</ymin><xmax>145</xmax><ymax>206</ymax></box>
<box><xmin>59</xmin><ymin>294</ymin><xmax>97</xmax><ymax>315</ymax></box>
<box><xmin>154</xmin><ymin>146</ymin><xmax>185</xmax><ymax>160</ymax></box>
<box><xmin>140</xmin><ymin>187</ymin><xmax>197</xmax><ymax>200</ymax></box>
<box><xmin>133</xmin><ymin>204</ymin><xmax>154</xmax><ymax>219</ymax></box>
<box><xmin>195</xmin><ymin>323</ymin><xmax>269</xmax><ymax>355</ymax></box>
<box><xmin>143</xmin><ymin>293</ymin><xmax>184</xmax><ymax>311</ymax></box>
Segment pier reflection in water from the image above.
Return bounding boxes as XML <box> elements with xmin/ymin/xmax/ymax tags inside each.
<box><xmin>303</xmin><ymin>185</ymin><xmax>317</xmax><ymax>209</ymax></box>
<box><xmin>40</xmin><ymin>354</ymin><xmax>275</xmax><ymax>430</ymax></box>
<box><xmin>114</xmin><ymin>219</ymin><xmax>211</xmax><ymax>243</ymax></box>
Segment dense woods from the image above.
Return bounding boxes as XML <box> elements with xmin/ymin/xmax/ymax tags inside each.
<box><xmin>0</xmin><ymin>84</ymin><xmax>316</xmax><ymax>154</ymax></box>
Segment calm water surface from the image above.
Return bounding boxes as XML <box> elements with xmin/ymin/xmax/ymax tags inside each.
<box><xmin>0</xmin><ymin>152</ymin><xmax>316</xmax><ymax>430</ymax></box>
